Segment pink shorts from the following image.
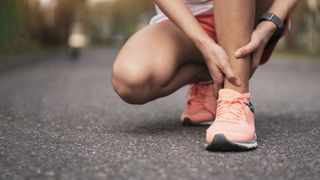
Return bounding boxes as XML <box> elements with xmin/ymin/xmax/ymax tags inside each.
<box><xmin>167</xmin><ymin>13</ymin><xmax>290</xmax><ymax>65</ymax></box>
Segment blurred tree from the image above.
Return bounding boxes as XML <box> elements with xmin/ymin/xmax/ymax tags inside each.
<box><xmin>87</xmin><ymin>0</ymin><xmax>154</xmax><ymax>44</ymax></box>
<box><xmin>0</xmin><ymin>0</ymin><xmax>83</xmax><ymax>51</ymax></box>
<box><xmin>25</xmin><ymin>0</ymin><xmax>42</xmax><ymax>42</ymax></box>
<box><xmin>34</xmin><ymin>0</ymin><xmax>79</xmax><ymax>45</ymax></box>
<box><xmin>87</xmin><ymin>2</ymin><xmax>114</xmax><ymax>44</ymax></box>
<box><xmin>0</xmin><ymin>0</ymin><xmax>318</xmax><ymax>56</ymax></box>
<box><xmin>306</xmin><ymin>0</ymin><xmax>320</xmax><ymax>53</ymax></box>
<box><xmin>0</xmin><ymin>0</ymin><xmax>29</xmax><ymax>51</ymax></box>
<box><xmin>51</xmin><ymin>0</ymin><xmax>87</xmax><ymax>45</ymax></box>
<box><xmin>109</xmin><ymin>0</ymin><xmax>154</xmax><ymax>38</ymax></box>
<box><xmin>284</xmin><ymin>0</ymin><xmax>320</xmax><ymax>54</ymax></box>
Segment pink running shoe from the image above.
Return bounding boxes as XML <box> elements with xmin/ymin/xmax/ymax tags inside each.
<box><xmin>206</xmin><ymin>89</ymin><xmax>257</xmax><ymax>151</ymax></box>
<box><xmin>180</xmin><ymin>82</ymin><xmax>217</xmax><ymax>126</ymax></box>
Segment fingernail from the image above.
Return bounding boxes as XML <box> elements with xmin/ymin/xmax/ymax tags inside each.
<box><xmin>235</xmin><ymin>52</ymin><xmax>240</xmax><ymax>57</ymax></box>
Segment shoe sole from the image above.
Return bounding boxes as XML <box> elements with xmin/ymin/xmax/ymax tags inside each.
<box><xmin>182</xmin><ymin>118</ymin><xmax>213</xmax><ymax>126</ymax></box>
<box><xmin>205</xmin><ymin>134</ymin><xmax>257</xmax><ymax>151</ymax></box>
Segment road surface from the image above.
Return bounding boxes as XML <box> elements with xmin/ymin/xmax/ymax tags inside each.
<box><xmin>0</xmin><ymin>49</ymin><xmax>320</xmax><ymax>180</ymax></box>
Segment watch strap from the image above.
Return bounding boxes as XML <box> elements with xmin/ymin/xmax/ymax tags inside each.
<box><xmin>259</xmin><ymin>12</ymin><xmax>284</xmax><ymax>30</ymax></box>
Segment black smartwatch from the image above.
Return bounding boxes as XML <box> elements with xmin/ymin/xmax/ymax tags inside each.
<box><xmin>258</xmin><ymin>12</ymin><xmax>285</xmax><ymax>40</ymax></box>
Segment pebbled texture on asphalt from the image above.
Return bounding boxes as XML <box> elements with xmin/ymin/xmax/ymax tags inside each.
<box><xmin>0</xmin><ymin>49</ymin><xmax>320</xmax><ymax>180</ymax></box>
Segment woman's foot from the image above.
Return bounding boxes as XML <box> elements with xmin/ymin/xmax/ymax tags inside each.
<box><xmin>180</xmin><ymin>82</ymin><xmax>216</xmax><ymax>126</ymax></box>
<box><xmin>205</xmin><ymin>89</ymin><xmax>257</xmax><ymax>151</ymax></box>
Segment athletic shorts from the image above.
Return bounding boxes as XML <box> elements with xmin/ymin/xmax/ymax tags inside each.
<box><xmin>161</xmin><ymin>13</ymin><xmax>290</xmax><ymax>65</ymax></box>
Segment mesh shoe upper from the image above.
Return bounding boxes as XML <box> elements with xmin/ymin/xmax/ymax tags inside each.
<box><xmin>206</xmin><ymin>89</ymin><xmax>255</xmax><ymax>143</ymax></box>
<box><xmin>180</xmin><ymin>82</ymin><xmax>217</xmax><ymax>124</ymax></box>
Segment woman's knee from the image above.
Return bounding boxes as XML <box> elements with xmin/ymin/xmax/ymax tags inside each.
<box><xmin>112</xmin><ymin>60</ymin><xmax>155</xmax><ymax>104</ymax></box>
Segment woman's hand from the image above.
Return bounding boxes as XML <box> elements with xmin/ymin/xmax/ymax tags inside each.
<box><xmin>197</xmin><ymin>38</ymin><xmax>241</xmax><ymax>97</ymax></box>
<box><xmin>155</xmin><ymin>0</ymin><xmax>242</xmax><ymax>97</ymax></box>
<box><xmin>234</xmin><ymin>21</ymin><xmax>277</xmax><ymax>76</ymax></box>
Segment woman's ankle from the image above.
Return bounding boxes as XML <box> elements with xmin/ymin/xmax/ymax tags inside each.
<box><xmin>223</xmin><ymin>57</ymin><xmax>251</xmax><ymax>93</ymax></box>
<box><xmin>223</xmin><ymin>83</ymin><xmax>249</xmax><ymax>94</ymax></box>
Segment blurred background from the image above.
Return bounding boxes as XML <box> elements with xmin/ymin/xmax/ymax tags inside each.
<box><xmin>1</xmin><ymin>1</ymin><xmax>320</xmax><ymax>179</ymax></box>
<box><xmin>0</xmin><ymin>0</ymin><xmax>319</xmax><ymax>56</ymax></box>
<box><xmin>0</xmin><ymin>0</ymin><xmax>153</xmax><ymax>54</ymax></box>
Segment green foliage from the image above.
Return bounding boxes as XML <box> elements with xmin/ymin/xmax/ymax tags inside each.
<box><xmin>0</xmin><ymin>0</ymin><xmax>24</xmax><ymax>51</ymax></box>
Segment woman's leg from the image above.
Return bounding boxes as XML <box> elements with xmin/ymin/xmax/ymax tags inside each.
<box><xmin>214</xmin><ymin>0</ymin><xmax>256</xmax><ymax>93</ymax></box>
<box><xmin>205</xmin><ymin>0</ymin><xmax>278</xmax><ymax>151</ymax></box>
<box><xmin>214</xmin><ymin>0</ymin><xmax>275</xmax><ymax>93</ymax></box>
<box><xmin>112</xmin><ymin>21</ymin><xmax>211</xmax><ymax>104</ymax></box>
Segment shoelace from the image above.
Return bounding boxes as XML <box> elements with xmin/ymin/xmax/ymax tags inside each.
<box><xmin>187</xmin><ymin>84</ymin><xmax>209</xmax><ymax>107</ymax></box>
<box><xmin>216</xmin><ymin>97</ymin><xmax>249</xmax><ymax>124</ymax></box>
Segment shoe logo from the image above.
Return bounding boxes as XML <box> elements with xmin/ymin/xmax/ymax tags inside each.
<box><xmin>246</xmin><ymin>102</ymin><xmax>255</xmax><ymax>114</ymax></box>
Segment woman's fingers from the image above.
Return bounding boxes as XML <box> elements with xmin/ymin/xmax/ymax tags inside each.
<box><xmin>252</xmin><ymin>47</ymin><xmax>264</xmax><ymax>71</ymax></box>
<box><xmin>219</xmin><ymin>61</ymin><xmax>241</xmax><ymax>86</ymax></box>
<box><xmin>202</xmin><ymin>42</ymin><xmax>242</xmax><ymax>93</ymax></box>
<box><xmin>235</xmin><ymin>32</ymin><xmax>261</xmax><ymax>58</ymax></box>
<box><xmin>211</xmin><ymin>66</ymin><xmax>224</xmax><ymax>98</ymax></box>
<box><xmin>210</xmin><ymin>57</ymin><xmax>241</xmax><ymax>98</ymax></box>
<box><xmin>213</xmin><ymin>45</ymin><xmax>241</xmax><ymax>87</ymax></box>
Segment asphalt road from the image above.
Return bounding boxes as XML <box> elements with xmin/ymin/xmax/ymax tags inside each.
<box><xmin>0</xmin><ymin>48</ymin><xmax>320</xmax><ymax>180</ymax></box>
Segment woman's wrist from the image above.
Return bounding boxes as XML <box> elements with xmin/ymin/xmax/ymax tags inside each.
<box><xmin>193</xmin><ymin>34</ymin><xmax>216</xmax><ymax>52</ymax></box>
<box><xmin>268</xmin><ymin>10</ymin><xmax>287</xmax><ymax>21</ymax></box>
<box><xmin>267</xmin><ymin>0</ymin><xmax>299</xmax><ymax>21</ymax></box>
<box><xmin>257</xmin><ymin>20</ymin><xmax>277</xmax><ymax>37</ymax></box>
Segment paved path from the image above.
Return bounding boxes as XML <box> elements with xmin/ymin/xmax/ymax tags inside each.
<box><xmin>0</xmin><ymin>49</ymin><xmax>320</xmax><ymax>180</ymax></box>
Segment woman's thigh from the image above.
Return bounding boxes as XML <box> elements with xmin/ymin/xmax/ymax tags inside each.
<box><xmin>112</xmin><ymin>20</ymin><xmax>205</xmax><ymax>103</ymax></box>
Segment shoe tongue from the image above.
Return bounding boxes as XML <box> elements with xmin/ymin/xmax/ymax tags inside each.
<box><xmin>218</xmin><ymin>89</ymin><xmax>249</xmax><ymax>101</ymax></box>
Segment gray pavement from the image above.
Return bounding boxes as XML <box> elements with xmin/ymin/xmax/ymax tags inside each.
<box><xmin>0</xmin><ymin>48</ymin><xmax>320</xmax><ymax>180</ymax></box>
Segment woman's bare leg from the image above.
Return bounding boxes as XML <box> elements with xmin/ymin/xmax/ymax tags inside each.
<box><xmin>112</xmin><ymin>1</ymin><xmax>276</xmax><ymax>104</ymax></box>
<box><xmin>214</xmin><ymin>0</ymin><xmax>256</xmax><ymax>93</ymax></box>
<box><xmin>214</xmin><ymin>0</ymin><xmax>276</xmax><ymax>93</ymax></box>
<box><xmin>112</xmin><ymin>21</ymin><xmax>211</xmax><ymax>104</ymax></box>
